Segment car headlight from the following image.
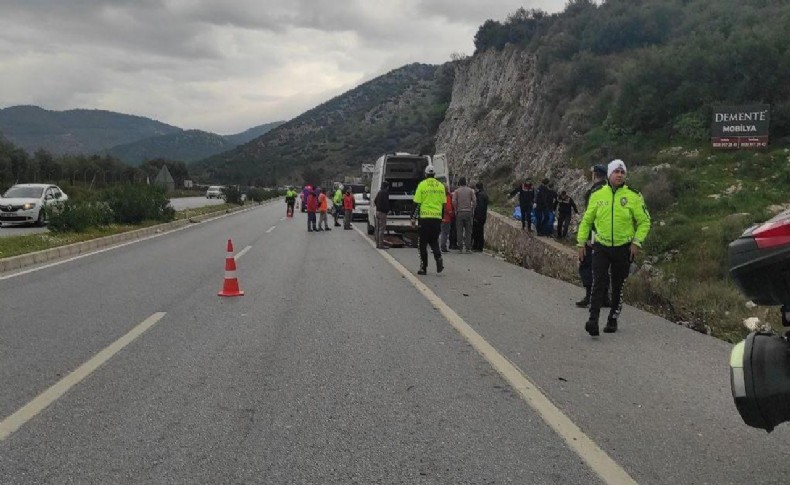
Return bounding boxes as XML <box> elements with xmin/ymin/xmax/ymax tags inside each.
<box><xmin>22</xmin><ymin>203</ymin><xmax>36</xmax><ymax>210</ymax></box>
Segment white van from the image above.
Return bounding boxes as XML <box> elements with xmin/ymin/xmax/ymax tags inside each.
<box><xmin>366</xmin><ymin>152</ymin><xmax>448</xmax><ymax>234</ymax></box>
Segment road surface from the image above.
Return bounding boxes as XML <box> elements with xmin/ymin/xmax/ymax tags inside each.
<box><xmin>1</xmin><ymin>201</ymin><xmax>789</xmax><ymax>484</ymax></box>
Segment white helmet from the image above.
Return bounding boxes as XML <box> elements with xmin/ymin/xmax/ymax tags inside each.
<box><xmin>424</xmin><ymin>165</ymin><xmax>436</xmax><ymax>176</ymax></box>
<box><xmin>338</xmin><ymin>184</ymin><xmax>344</xmax><ymax>191</ymax></box>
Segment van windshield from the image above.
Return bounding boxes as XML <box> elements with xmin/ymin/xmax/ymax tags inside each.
<box><xmin>347</xmin><ymin>184</ymin><xmax>366</xmax><ymax>194</ymax></box>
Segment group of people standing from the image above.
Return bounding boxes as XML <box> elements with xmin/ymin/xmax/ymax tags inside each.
<box><xmin>508</xmin><ymin>178</ymin><xmax>579</xmax><ymax>239</ymax></box>
<box><xmin>285</xmin><ymin>185</ymin><xmax>357</xmax><ymax>232</ymax></box>
<box><xmin>287</xmin><ymin>157</ymin><xmax>650</xmax><ymax>339</ymax></box>
<box><xmin>406</xmin><ymin>167</ymin><xmax>490</xmax><ymax>275</ymax></box>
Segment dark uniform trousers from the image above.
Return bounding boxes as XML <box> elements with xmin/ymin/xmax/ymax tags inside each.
<box><xmin>418</xmin><ymin>219</ymin><xmax>442</xmax><ymax>270</ymax></box>
<box><xmin>579</xmin><ymin>244</ymin><xmax>610</xmax><ymax>293</ymax></box>
<box><xmin>589</xmin><ymin>243</ymin><xmax>630</xmax><ymax>322</ymax></box>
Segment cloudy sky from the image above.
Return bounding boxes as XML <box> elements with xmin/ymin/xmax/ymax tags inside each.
<box><xmin>0</xmin><ymin>1</ymin><xmax>566</xmax><ymax>135</ymax></box>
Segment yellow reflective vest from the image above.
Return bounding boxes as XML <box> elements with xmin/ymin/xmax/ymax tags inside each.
<box><xmin>577</xmin><ymin>183</ymin><xmax>651</xmax><ymax>247</ymax></box>
<box><xmin>413</xmin><ymin>177</ymin><xmax>445</xmax><ymax>219</ymax></box>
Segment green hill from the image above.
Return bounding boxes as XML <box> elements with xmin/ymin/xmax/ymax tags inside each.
<box><xmin>105</xmin><ymin>130</ymin><xmax>234</xmax><ymax>165</ymax></box>
<box><xmin>191</xmin><ymin>63</ymin><xmax>454</xmax><ymax>186</ymax></box>
<box><xmin>0</xmin><ymin>105</ymin><xmax>182</xmax><ymax>155</ymax></box>
<box><xmin>223</xmin><ymin>121</ymin><xmax>285</xmax><ymax>146</ymax></box>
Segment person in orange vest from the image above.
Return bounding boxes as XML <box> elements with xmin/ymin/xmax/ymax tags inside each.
<box><xmin>343</xmin><ymin>187</ymin><xmax>355</xmax><ymax>230</ymax></box>
<box><xmin>440</xmin><ymin>184</ymin><xmax>454</xmax><ymax>253</ymax></box>
<box><xmin>306</xmin><ymin>187</ymin><xmax>318</xmax><ymax>232</ymax></box>
<box><xmin>317</xmin><ymin>188</ymin><xmax>331</xmax><ymax>231</ymax></box>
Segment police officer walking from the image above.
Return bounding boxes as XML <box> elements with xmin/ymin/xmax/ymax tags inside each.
<box><xmin>411</xmin><ymin>165</ymin><xmax>445</xmax><ymax>275</ymax></box>
<box><xmin>577</xmin><ymin>159</ymin><xmax>651</xmax><ymax>336</ymax></box>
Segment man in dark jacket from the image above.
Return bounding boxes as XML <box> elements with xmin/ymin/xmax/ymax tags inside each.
<box><xmin>508</xmin><ymin>179</ymin><xmax>535</xmax><ymax>231</ymax></box>
<box><xmin>555</xmin><ymin>190</ymin><xmax>578</xmax><ymax>239</ymax></box>
<box><xmin>471</xmin><ymin>182</ymin><xmax>489</xmax><ymax>251</ymax></box>
<box><xmin>373</xmin><ymin>181</ymin><xmax>391</xmax><ymax>249</ymax></box>
<box><xmin>576</xmin><ymin>165</ymin><xmax>611</xmax><ymax>308</ymax></box>
<box><xmin>535</xmin><ymin>178</ymin><xmax>553</xmax><ymax>236</ymax></box>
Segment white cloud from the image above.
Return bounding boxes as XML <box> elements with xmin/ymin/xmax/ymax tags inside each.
<box><xmin>0</xmin><ymin>0</ymin><xmax>566</xmax><ymax>134</ymax></box>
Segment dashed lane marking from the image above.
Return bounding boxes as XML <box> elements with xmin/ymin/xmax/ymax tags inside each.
<box><xmin>351</xmin><ymin>225</ymin><xmax>637</xmax><ymax>485</ymax></box>
<box><xmin>0</xmin><ymin>312</ymin><xmax>167</xmax><ymax>442</ymax></box>
<box><xmin>235</xmin><ymin>245</ymin><xmax>252</xmax><ymax>261</ymax></box>
<box><xmin>267</xmin><ymin>226</ymin><xmax>276</xmax><ymax>233</ymax></box>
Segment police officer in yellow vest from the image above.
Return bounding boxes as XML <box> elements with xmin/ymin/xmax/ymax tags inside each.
<box><xmin>411</xmin><ymin>165</ymin><xmax>445</xmax><ymax>275</ymax></box>
<box><xmin>285</xmin><ymin>187</ymin><xmax>297</xmax><ymax>216</ymax></box>
<box><xmin>577</xmin><ymin>159</ymin><xmax>651</xmax><ymax>336</ymax></box>
<box><xmin>332</xmin><ymin>184</ymin><xmax>343</xmax><ymax>226</ymax></box>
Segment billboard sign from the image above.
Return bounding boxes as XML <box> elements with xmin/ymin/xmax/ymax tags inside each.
<box><xmin>711</xmin><ymin>105</ymin><xmax>769</xmax><ymax>149</ymax></box>
<box><xmin>361</xmin><ymin>163</ymin><xmax>374</xmax><ymax>173</ymax></box>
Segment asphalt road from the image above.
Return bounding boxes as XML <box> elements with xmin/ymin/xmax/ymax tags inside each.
<box><xmin>1</xmin><ymin>202</ymin><xmax>789</xmax><ymax>484</ymax></box>
<box><xmin>0</xmin><ymin>197</ymin><xmax>225</xmax><ymax>238</ymax></box>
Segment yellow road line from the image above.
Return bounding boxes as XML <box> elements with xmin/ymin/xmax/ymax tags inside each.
<box><xmin>0</xmin><ymin>312</ymin><xmax>167</xmax><ymax>442</ymax></box>
<box><xmin>352</xmin><ymin>225</ymin><xmax>636</xmax><ymax>484</ymax></box>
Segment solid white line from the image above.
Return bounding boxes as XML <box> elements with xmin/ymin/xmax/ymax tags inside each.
<box><xmin>235</xmin><ymin>245</ymin><xmax>252</xmax><ymax>261</ymax></box>
<box><xmin>0</xmin><ymin>312</ymin><xmax>167</xmax><ymax>442</ymax></box>
<box><xmin>352</xmin><ymin>225</ymin><xmax>636</xmax><ymax>485</ymax></box>
<box><xmin>266</xmin><ymin>226</ymin><xmax>276</xmax><ymax>233</ymax></box>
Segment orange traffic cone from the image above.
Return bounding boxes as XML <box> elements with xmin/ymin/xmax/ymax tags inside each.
<box><xmin>218</xmin><ymin>239</ymin><xmax>244</xmax><ymax>297</ymax></box>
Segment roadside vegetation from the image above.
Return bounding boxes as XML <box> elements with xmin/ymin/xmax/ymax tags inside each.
<box><xmin>0</xmin><ymin>182</ymin><xmax>282</xmax><ymax>259</ymax></box>
<box><xmin>475</xmin><ymin>1</ymin><xmax>790</xmax><ymax>342</ymax></box>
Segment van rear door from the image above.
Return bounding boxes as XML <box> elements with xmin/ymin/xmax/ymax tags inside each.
<box><xmin>432</xmin><ymin>153</ymin><xmax>448</xmax><ymax>183</ymax></box>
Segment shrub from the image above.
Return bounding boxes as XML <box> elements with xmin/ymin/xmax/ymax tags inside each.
<box><xmin>104</xmin><ymin>184</ymin><xmax>174</xmax><ymax>224</ymax></box>
<box><xmin>47</xmin><ymin>201</ymin><xmax>113</xmax><ymax>233</ymax></box>
<box><xmin>247</xmin><ymin>188</ymin><xmax>266</xmax><ymax>203</ymax></box>
<box><xmin>223</xmin><ymin>186</ymin><xmax>244</xmax><ymax>205</ymax></box>
<box><xmin>638</xmin><ymin>170</ymin><xmax>675</xmax><ymax>212</ymax></box>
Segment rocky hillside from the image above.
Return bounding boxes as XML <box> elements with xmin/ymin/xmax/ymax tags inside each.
<box><xmin>435</xmin><ymin>46</ymin><xmax>585</xmax><ymax>203</ymax></box>
<box><xmin>192</xmin><ymin>63</ymin><xmax>454</xmax><ymax>186</ymax></box>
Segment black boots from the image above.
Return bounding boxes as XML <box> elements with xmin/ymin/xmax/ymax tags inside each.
<box><xmin>417</xmin><ymin>267</ymin><xmax>427</xmax><ymax>275</ymax></box>
<box><xmin>585</xmin><ymin>318</ymin><xmax>599</xmax><ymax>336</ymax></box>
<box><xmin>604</xmin><ymin>318</ymin><xmax>618</xmax><ymax>333</ymax></box>
<box><xmin>576</xmin><ymin>287</ymin><xmax>591</xmax><ymax>307</ymax></box>
<box><xmin>437</xmin><ymin>258</ymin><xmax>444</xmax><ymax>274</ymax></box>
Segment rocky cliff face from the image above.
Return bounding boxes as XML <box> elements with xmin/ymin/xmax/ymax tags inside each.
<box><xmin>435</xmin><ymin>46</ymin><xmax>589</xmax><ymax>204</ymax></box>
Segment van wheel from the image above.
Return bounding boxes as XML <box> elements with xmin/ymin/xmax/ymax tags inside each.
<box><xmin>367</xmin><ymin>222</ymin><xmax>375</xmax><ymax>235</ymax></box>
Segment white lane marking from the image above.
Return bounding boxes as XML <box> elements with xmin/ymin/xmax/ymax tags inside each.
<box><xmin>266</xmin><ymin>226</ymin><xmax>276</xmax><ymax>233</ymax></box>
<box><xmin>235</xmin><ymin>245</ymin><xmax>252</xmax><ymax>261</ymax></box>
<box><xmin>279</xmin><ymin>217</ymin><xmax>286</xmax><ymax>221</ymax></box>
<box><xmin>0</xmin><ymin>312</ymin><xmax>167</xmax><ymax>442</ymax></box>
<box><xmin>352</xmin><ymin>225</ymin><xmax>636</xmax><ymax>485</ymax></box>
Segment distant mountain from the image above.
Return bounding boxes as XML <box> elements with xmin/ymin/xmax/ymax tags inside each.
<box><xmin>104</xmin><ymin>122</ymin><xmax>284</xmax><ymax>165</ymax></box>
<box><xmin>191</xmin><ymin>63</ymin><xmax>454</xmax><ymax>186</ymax></box>
<box><xmin>0</xmin><ymin>105</ymin><xmax>181</xmax><ymax>155</ymax></box>
<box><xmin>104</xmin><ymin>129</ymin><xmax>234</xmax><ymax>165</ymax></box>
<box><xmin>223</xmin><ymin>121</ymin><xmax>285</xmax><ymax>146</ymax></box>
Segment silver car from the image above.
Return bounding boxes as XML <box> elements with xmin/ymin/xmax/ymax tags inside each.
<box><xmin>0</xmin><ymin>183</ymin><xmax>69</xmax><ymax>226</ymax></box>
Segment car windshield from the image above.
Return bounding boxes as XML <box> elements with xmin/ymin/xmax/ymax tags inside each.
<box><xmin>3</xmin><ymin>186</ymin><xmax>44</xmax><ymax>198</ymax></box>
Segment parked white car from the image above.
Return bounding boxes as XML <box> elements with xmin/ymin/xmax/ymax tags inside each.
<box><xmin>206</xmin><ymin>186</ymin><xmax>225</xmax><ymax>199</ymax></box>
<box><xmin>0</xmin><ymin>183</ymin><xmax>69</xmax><ymax>226</ymax></box>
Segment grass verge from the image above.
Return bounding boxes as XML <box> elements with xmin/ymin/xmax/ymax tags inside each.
<box><xmin>0</xmin><ymin>202</ymin><xmax>239</xmax><ymax>260</ymax></box>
